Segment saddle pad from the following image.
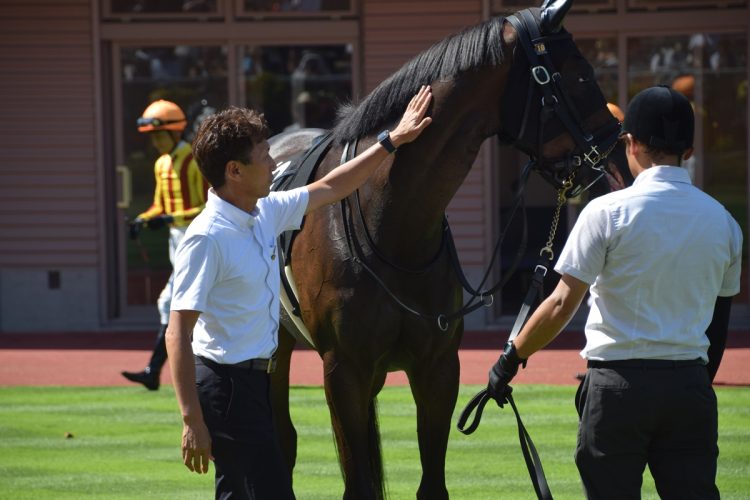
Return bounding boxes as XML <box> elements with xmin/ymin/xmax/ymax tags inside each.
<box><xmin>272</xmin><ymin>131</ymin><xmax>334</xmax><ymax>349</ymax></box>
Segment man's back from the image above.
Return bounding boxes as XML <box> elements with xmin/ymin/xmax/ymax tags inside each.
<box><xmin>560</xmin><ymin>166</ymin><xmax>742</xmax><ymax>360</ymax></box>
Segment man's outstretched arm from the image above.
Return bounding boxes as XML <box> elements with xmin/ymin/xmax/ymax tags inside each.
<box><xmin>305</xmin><ymin>85</ymin><xmax>432</xmax><ymax>213</ymax></box>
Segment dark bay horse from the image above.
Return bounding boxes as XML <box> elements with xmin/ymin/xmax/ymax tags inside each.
<box><xmin>269</xmin><ymin>1</ymin><xmax>629</xmax><ymax>498</ymax></box>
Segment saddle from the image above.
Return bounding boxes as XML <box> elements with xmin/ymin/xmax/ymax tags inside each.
<box><xmin>271</xmin><ymin>131</ymin><xmax>334</xmax><ymax>348</ymax></box>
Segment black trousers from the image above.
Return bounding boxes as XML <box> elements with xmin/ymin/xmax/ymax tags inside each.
<box><xmin>195</xmin><ymin>356</ymin><xmax>294</xmax><ymax>500</ymax></box>
<box><xmin>575</xmin><ymin>361</ymin><xmax>719</xmax><ymax>500</ymax></box>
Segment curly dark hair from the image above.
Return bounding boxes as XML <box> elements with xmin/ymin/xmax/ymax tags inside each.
<box><xmin>192</xmin><ymin>107</ymin><xmax>270</xmax><ymax>188</ymax></box>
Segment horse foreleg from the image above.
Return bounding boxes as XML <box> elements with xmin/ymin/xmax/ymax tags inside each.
<box><xmin>323</xmin><ymin>353</ymin><xmax>387</xmax><ymax>500</ymax></box>
<box><xmin>270</xmin><ymin>327</ymin><xmax>298</xmax><ymax>477</ymax></box>
<box><xmin>408</xmin><ymin>351</ymin><xmax>460</xmax><ymax>500</ymax></box>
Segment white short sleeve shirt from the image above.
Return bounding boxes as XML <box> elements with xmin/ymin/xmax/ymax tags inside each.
<box><xmin>555</xmin><ymin>166</ymin><xmax>742</xmax><ymax>362</ymax></box>
<box><xmin>171</xmin><ymin>188</ymin><xmax>309</xmax><ymax>364</ymax></box>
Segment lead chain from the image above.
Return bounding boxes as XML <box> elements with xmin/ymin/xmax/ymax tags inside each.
<box><xmin>539</xmin><ymin>174</ymin><xmax>575</xmax><ymax>261</ymax></box>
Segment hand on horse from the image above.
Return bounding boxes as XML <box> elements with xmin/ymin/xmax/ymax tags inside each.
<box><xmin>146</xmin><ymin>214</ymin><xmax>174</xmax><ymax>230</ymax></box>
<box><xmin>389</xmin><ymin>85</ymin><xmax>433</xmax><ymax>147</ymax></box>
<box><xmin>487</xmin><ymin>341</ymin><xmax>526</xmax><ymax>407</ymax></box>
<box><xmin>128</xmin><ymin>217</ymin><xmax>145</xmax><ymax>240</ymax></box>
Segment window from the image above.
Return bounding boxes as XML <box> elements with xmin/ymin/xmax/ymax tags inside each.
<box><xmin>119</xmin><ymin>45</ymin><xmax>228</xmax><ymax>304</ymax></box>
<box><xmin>104</xmin><ymin>0</ymin><xmax>222</xmax><ymax>19</ymax></box>
<box><xmin>240</xmin><ymin>44</ymin><xmax>353</xmax><ymax>134</ymax></box>
<box><xmin>576</xmin><ymin>37</ymin><xmax>619</xmax><ymax>103</ymax></box>
<box><xmin>491</xmin><ymin>0</ymin><xmax>615</xmax><ymax>15</ymax></box>
<box><xmin>627</xmin><ymin>32</ymin><xmax>748</xmax><ymax>300</ymax></box>
<box><xmin>243</xmin><ymin>0</ymin><xmax>352</xmax><ymax>14</ymax></box>
<box><xmin>627</xmin><ymin>0</ymin><xmax>746</xmax><ymax>11</ymax></box>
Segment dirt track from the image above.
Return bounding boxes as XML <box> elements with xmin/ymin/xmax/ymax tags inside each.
<box><xmin>1</xmin><ymin>330</ymin><xmax>748</xmax><ymax>387</ymax></box>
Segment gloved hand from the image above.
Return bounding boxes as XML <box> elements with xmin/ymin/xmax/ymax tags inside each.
<box><xmin>487</xmin><ymin>341</ymin><xmax>526</xmax><ymax>407</ymax></box>
<box><xmin>128</xmin><ymin>217</ymin><xmax>145</xmax><ymax>240</ymax></box>
<box><xmin>146</xmin><ymin>214</ymin><xmax>174</xmax><ymax>230</ymax></box>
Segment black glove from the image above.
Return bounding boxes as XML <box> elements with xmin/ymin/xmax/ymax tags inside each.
<box><xmin>146</xmin><ymin>214</ymin><xmax>174</xmax><ymax>230</ymax></box>
<box><xmin>487</xmin><ymin>341</ymin><xmax>526</xmax><ymax>407</ymax></box>
<box><xmin>128</xmin><ymin>217</ymin><xmax>145</xmax><ymax>240</ymax></box>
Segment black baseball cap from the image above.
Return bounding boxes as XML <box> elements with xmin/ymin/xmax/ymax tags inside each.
<box><xmin>622</xmin><ymin>85</ymin><xmax>694</xmax><ymax>154</ymax></box>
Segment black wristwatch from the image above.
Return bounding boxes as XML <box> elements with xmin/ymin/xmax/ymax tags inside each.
<box><xmin>377</xmin><ymin>129</ymin><xmax>397</xmax><ymax>154</ymax></box>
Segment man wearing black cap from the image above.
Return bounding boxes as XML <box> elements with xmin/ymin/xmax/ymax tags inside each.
<box><xmin>484</xmin><ymin>85</ymin><xmax>742</xmax><ymax>499</ymax></box>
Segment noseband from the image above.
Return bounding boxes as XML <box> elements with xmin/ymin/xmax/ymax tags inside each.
<box><xmin>504</xmin><ymin>10</ymin><xmax>621</xmax><ymax>197</ymax></box>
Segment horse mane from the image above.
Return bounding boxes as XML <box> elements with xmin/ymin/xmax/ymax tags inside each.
<box><xmin>332</xmin><ymin>16</ymin><xmax>506</xmax><ymax>145</ymax></box>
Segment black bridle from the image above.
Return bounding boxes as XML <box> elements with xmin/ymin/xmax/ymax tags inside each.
<box><xmin>502</xmin><ymin>10</ymin><xmax>621</xmax><ymax>198</ymax></box>
<box><xmin>457</xmin><ymin>13</ymin><xmax>628</xmax><ymax>500</ymax></box>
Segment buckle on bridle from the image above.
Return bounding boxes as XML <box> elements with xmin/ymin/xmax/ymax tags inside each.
<box><xmin>583</xmin><ymin>145</ymin><xmax>601</xmax><ymax>167</ymax></box>
<box><xmin>437</xmin><ymin>315</ymin><xmax>449</xmax><ymax>332</ymax></box>
<box><xmin>531</xmin><ymin>66</ymin><xmax>551</xmax><ymax>85</ymax></box>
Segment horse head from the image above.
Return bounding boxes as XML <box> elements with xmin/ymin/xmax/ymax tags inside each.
<box><xmin>500</xmin><ymin>0</ymin><xmax>631</xmax><ymax>197</ymax></box>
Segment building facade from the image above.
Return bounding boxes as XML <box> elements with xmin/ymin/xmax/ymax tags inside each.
<box><xmin>1</xmin><ymin>0</ymin><xmax>748</xmax><ymax>332</ymax></box>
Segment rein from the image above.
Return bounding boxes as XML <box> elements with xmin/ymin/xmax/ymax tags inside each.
<box><xmin>456</xmin><ymin>176</ymin><xmax>572</xmax><ymax>500</ymax></box>
<box><xmin>456</xmin><ymin>14</ymin><xmax>628</xmax><ymax>498</ymax></box>
<box><xmin>340</xmin><ymin>140</ymin><xmax>531</xmax><ymax>332</ymax></box>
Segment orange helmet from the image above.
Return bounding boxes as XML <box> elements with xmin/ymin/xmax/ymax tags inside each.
<box><xmin>671</xmin><ymin>74</ymin><xmax>695</xmax><ymax>100</ymax></box>
<box><xmin>137</xmin><ymin>99</ymin><xmax>187</xmax><ymax>133</ymax></box>
<box><xmin>606</xmin><ymin>102</ymin><xmax>625</xmax><ymax>123</ymax></box>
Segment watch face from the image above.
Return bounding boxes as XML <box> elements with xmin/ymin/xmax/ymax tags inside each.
<box><xmin>378</xmin><ymin>130</ymin><xmax>388</xmax><ymax>141</ymax></box>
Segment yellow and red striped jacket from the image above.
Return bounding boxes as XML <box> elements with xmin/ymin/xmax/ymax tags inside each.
<box><xmin>138</xmin><ymin>141</ymin><xmax>208</xmax><ymax>228</ymax></box>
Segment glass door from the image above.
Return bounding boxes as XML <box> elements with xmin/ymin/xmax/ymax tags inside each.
<box><xmin>114</xmin><ymin>44</ymin><xmax>229</xmax><ymax>319</ymax></box>
<box><xmin>626</xmin><ymin>32</ymin><xmax>748</xmax><ymax>302</ymax></box>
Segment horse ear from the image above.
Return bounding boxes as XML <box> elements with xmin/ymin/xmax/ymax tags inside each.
<box><xmin>540</xmin><ymin>0</ymin><xmax>572</xmax><ymax>33</ymax></box>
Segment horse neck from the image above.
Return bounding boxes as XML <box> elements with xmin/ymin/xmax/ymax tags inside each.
<box><xmin>361</xmin><ymin>66</ymin><xmax>509</xmax><ymax>259</ymax></box>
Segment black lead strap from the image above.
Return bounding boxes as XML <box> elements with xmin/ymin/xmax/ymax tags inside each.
<box><xmin>456</xmin><ymin>168</ymin><xmax>570</xmax><ymax>499</ymax></box>
<box><xmin>456</xmin><ymin>259</ymin><xmax>553</xmax><ymax>500</ymax></box>
<box><xmin>456</xmin><ymin>389</ymin><xmax>553</xmax><ymax>500</ymax></box>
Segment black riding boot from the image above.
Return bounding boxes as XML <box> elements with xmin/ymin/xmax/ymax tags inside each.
<box><xmin>121</xmin><ymin>324</ymin><xmax>168</xmax><ymax>390</ymax></box>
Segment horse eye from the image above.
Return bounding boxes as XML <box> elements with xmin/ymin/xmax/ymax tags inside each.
<box><xmin>578</xmin><ymin>76</ymin><xmax>590</xmax><ymax>83</ymax></box>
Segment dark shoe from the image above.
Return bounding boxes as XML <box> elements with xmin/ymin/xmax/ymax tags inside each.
<box><xmin>121</xmin><ymin>368</ymin><xmax>160</xmax><ymax>390</ymax></box>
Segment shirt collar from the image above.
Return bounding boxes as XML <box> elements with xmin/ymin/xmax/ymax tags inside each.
<box><xmin>632</xmin><ymin>165</ymin><xmax>692</xmax><ymax>187</ymax></box>
<box><xmin>206</xmin><ymin>189</ymin><xmax>259</xmax><ymax>229</ymax></box>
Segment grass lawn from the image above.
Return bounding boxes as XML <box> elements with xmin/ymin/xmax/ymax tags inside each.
<box><xmin>0</xmin><ymin>385</ymin><xmax>748</xmax><ymax>499</ymax></box>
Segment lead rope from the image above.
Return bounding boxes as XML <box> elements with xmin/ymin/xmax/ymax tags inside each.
<box><xmin>457</xmin><ymin>174</ymin><xmax>574</xmax><ymax>500</ymax></box>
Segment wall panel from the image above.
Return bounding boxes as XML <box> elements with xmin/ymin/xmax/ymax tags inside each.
<box><xmin>0</xmin><ymin>0</ymin><xmax>98</xmax><ymax>269</ymax></box>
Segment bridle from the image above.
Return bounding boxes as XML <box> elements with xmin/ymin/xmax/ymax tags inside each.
<box><xmin>337</xmin><ymin>12</ymin><xmax>624</xmax><ymax>333</ymax></box>
<box><xmin>457</xmin><ymin>15</ymin><xmax>625</xmax><ymax>500</ymax></box>
<box><xmin>501</xmin><ymin>10</ymin><xmax>621</xmax><ymax>198</ymax></box>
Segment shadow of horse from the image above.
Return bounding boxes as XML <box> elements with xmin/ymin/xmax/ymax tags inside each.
<box><xmin>269</xmin><ymin>1</ymin><xmax>630</xmax><ymax>498</ymax></box>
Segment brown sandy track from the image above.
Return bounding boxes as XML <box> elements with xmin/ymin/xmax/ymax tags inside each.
<box><xmin>1</xmin><ymin>331</ymin><xmax>748</xmax><ymax>387</ymax></box>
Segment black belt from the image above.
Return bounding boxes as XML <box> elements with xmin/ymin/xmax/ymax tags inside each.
<box><xmin>587</xmin><ymin>358</ymin><xmax>704</xmax><ymax>369</ymax></box>
<box><xmin>196</xmin><ymin>355</ymin><xmax>277</xmax><ymax>374</ymax></box>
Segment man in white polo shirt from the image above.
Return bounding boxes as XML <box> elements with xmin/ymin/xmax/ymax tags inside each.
<box><xmin>165</xmin><ymin>86</ymin><xmax>432</xmax><ymax>499</ymax></box>
<box><xmin>485</xmin><ymin>85</ymin><xmax>742</xmax><ymax>499</ymax></box>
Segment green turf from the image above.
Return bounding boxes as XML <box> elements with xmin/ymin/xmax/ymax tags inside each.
<box><xmin>0</xmin><ymin>385</ymin><xmax>747</xmax><ymax>499</ymax></box>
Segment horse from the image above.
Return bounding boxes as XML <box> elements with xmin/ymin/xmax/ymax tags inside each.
<box><xmin>269</xmin><ymin>1</ymin><xmax>631</xmax><ymax>498</ymax></box>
